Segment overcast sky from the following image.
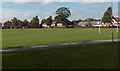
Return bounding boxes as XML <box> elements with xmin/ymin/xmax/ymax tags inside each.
<box><xmin>1</xmin><ymin>1</ymin><xmax>119</xmax><ymax>23</ymax></box>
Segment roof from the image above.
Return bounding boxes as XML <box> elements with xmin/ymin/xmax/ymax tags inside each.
<box><xmin>4</xmin><ymin>21</ymin><xmax>12</xmax><ymax>24</ymax></box>
<box><xmin>78</xmin><ymin>21</ymin><xmax>100</xmax><ymax>25</ymax></box>
<box><xmin>113</xmin><ymin>17</ymin><xmax>120</xmax><ymax>22</ymax></box>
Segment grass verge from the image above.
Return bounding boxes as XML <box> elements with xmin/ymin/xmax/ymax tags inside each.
<box><xmin>2</xmin><ymin>42</ymin><xmax>119</xmax><ymax>69</ymax></box>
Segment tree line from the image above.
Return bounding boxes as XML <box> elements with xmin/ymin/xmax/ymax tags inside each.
<box><xmin>2</xmin><ymin>6</ymin><xmax>112</xmax><ymax>29</ymax></box>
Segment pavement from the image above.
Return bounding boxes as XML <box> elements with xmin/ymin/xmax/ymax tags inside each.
<box><xmin>1</xmin><ymin>39</ymin><xmax>120</xmax><ymax>54</ymax></box>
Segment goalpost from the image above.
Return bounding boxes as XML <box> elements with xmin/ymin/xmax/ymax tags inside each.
<box><xmin>99</xmin><ymin>20</ymin><xmax>101</xmax><ymax>34</ymax></box>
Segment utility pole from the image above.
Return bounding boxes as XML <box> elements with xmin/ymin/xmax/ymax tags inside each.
<box><xmin>111</xmin><ymin>2</ymin><xmax>114</xmax><ymax>42</ymax></box>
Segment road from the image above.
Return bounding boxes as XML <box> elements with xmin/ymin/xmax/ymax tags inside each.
<box><xmin>1</xmin><ymin>39</ymin><xmax>120</xmax><ymax>54</ymax></box>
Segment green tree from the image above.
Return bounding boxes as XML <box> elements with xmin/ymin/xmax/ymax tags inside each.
<box><xmin>71</xmin><ymin>19</ymin><xmax>82</xmax><ymax>25</ymax></box>
<box><xmin>54</xmin><ymin>15</ymin><xmax>63</xmax><ymax>23</ymax></box>
<box><xmin>22</xmin><ymin>19</ymin><xmax>28</xmax><ymax>28</ymax></box>
<box><xmin>0</xmin><ymin>22</ymin><xmax>2</xmax><ymax>26</ymax></box>
<box><xmin>84</xmin><ymin>18</ymin><xmax>100</xmax><ymax>22</ymax></box>
<box><xmin>31</xmin><ymin>16</ymin><xmax>39</xmax><ymax>28</ymax></box>
<box><xmin>18</xmin><ymin>20</ymin><xmax>23</xmax><ymax>28</ymax></box>
<box><xmin>45</xmin><ymin>16</ymin><xmax>53</xmax><ymax>27</ymax></box>
<box><xmin>85</xmin><ymin>18</ymin><xmax>93</xmax><ymax>26</ymax></box>
<box><xmin>40</xmin><ymin>19</ymin><xmax>46</xmax><ymax>28</ymax></box>
<box><xmin>41</xmin><ymin>19</ymin><xmax>46</xmax><ymax>25</ymax></box>
<box><xmin>54</xmin><ymin>7</ymin><xmax>71</xmax><ymax>27</ymax></box>
<box><xmin>56</xmin><ymin>7</ymin><xmax>71</xmax><ymax>18</ymax></box>
<box><xmin>102</xmin><ymin>7</ymin><xmax>112</xmax><ymax>24</ymax></box>
<box><xmin>85</xmin><ymin>18</ymin><xmax>93</xmax><ymax>21</ymax></box>
<box><xmin>11</xmin><ymin>17</ymin><xmax>18</xmax><ymax>27</ymax></box>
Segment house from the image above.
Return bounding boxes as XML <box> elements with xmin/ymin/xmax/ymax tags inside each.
<box><xmin>51</xmin><ymin>21</ymin><xmax>63</xmax><ymax>28</ymax></box>
<box><xmin>112</xmin><ymin>17</ymin><xmax>120</xmax><ymax>26</ymax></box>
<box><xmin>52</xmin><ymin>22</ymin><xmax>70</xmax><ymax>28</ymax></box>
<box><xmin>49</xmin><ymin>21</ymin><xmax>67</xmax><ymax>28</ymax></box>
<box><xmin>77</xmin><ymin>21</ymin><xmax>100</xmax><ymax>27</ymax></box>
<box><xmin>46</xmin><ymin>22</ymin><xmax>63</xmax><ymax>28</ymax></box>
<box><xmin>56</xmin><ymin>23</ymin><xmax>63</xmax><ymax>28</ymax></box>
<box><xmin>100</xmin><ymin>17</ymin><xmax>120</xmax><ymax>27</ymax></box>
<box><xmin>42</xmin><ymin>23</ymin><xmax>49</xmax><ymax>28</ymax></box>
<box><xmin>3</xmin><ymin>20</ymin><xmax>12</xmax><ymax>29</ymax></box>
<box><xmin>51</xmin><ymin>21</ymin><xmax>56</xmax><ymax>27</ymax></box>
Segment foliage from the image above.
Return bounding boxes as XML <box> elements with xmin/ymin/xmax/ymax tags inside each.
<box><xmin>71</xmin><ymin>19</ymin><xmax>82</xmax><ymax>25</ymax></box>
<box><xmin>54</xmin><ymin>7</ymin><xmax>71</xmax><ymax>27</ymax></box>
<box><xmin>56</xmin><ymin>7</ymin><xmax>71</xmax><ymax>18</ymax></box>
<box><xmin>40</xmin><ymin>19</ymin><xmax>46</xmax><ymax>27</ymax></box>
<box><xmin>31</xmin><ymin>16</ymin><xmax>39</xmax><ymax>28</ymax></box>
<box><xmin>102</xmin><ymin>7</ymin><xmax>112</xmax><ymax>24</ymax></box>
<box><xmin>85</xmin><ymin>18</ymin><xmax>92</xmax><ymax>26</ymax></box>
<box><xmin>62</xmin><ymin>18</ymin><xmax>71</xmax><ymax>26</ymax></box>
<box><xmin>22</xmin><ymin>19</ymin><xmax>28</xmax><ymax>27</ymax></box>
<box><xmin>0</xmin><ymin>22</ymin><xmax>2</xmax><ymax>26</ymax></box>
<box><xmin>11</xmin><ymin>17</ymin><xmax>18</xmax><ymax>27</ymax></box>
<box><xmin>18</xmin><ymin>20</ymin><xmax>23</xmax><ymax>27</ymax></box>
<box><xmin>45</xmin><ymin>16</ymin><xmax>53</xmax><ymax>27</ymax></box>
<box><xmin>41</xmin><ymin>19</ymin><xmax>46</xmax><ymax>25</ymax></box>
<box><xmin>84</xmin><ymin>18</ymin><xmax>99</xmax><ymax>22</ymax></box>
<box><xmin>54</xmin><ymin>15</ymin><xmax>63</xmax><ymax>23</ymax></box>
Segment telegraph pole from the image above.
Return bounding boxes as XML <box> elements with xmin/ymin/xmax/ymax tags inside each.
<box><xmin>111</xmin><ymin>1</ymin><xmax>114</xmax><ymax>42</ymax></box>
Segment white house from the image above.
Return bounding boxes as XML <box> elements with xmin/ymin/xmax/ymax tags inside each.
<box><xmin>57</xmin><ymin>23</ymin><xmax>63</xmax><ymax>27</ymax></box>
<box><xmin>51</xmin><ymin>22</ymin><xmax>64</xmax><ymax>28</ymax></box>
<box><xmin>43</xmin><ymin>22</ymin><xmax>63</xmax><ymax>28</ymax></box>
<box><xmin>112</xmin><ymin>17</ymin><xmax>120</xmax><ymax>26</ymax></box>
<box><xmin>77</xmin><ymin>21</ymin><xmax>100</xmax><ymax>27</ymax></box>
<box><xmin>42</xmin><ymin>23</ymin><xmax>49</xmax><ymax>28</ymax></box>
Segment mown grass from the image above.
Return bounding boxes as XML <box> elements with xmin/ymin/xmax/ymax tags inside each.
<box><xmin>2</xmin><ymin>28</ymin><xmax>118</xmax><ymax>48</ymax></box>
<box><xmin>2</xmin><ymin>42</ymin><xmax>119</xmax><ymax>69</ymax></box>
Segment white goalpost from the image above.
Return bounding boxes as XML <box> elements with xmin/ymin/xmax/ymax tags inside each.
<box><xmin>99</xmin><ymin>20</ymin><xmax>101</xmax><ymax>34</ymax></box>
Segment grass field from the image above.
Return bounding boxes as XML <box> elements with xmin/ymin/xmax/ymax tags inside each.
<box><xmin>2</xmin><ymin>42</ymin><xmax>118</xmax><ymax>69</ymax></box>
<box><xmin>2</xmin><ymin>28</ymin><xmax>119</xmax><ymax>48</ymax></box>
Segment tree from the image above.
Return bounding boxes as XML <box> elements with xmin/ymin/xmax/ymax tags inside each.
<box><xmin>18</xmin><ymin>20</ymin><xmax>23</xmax><ymax>28</ymax></box>
<box><xmin>11</xmin><ymin>17</ymin><xmax>18</xmax><ymax>27</ymax></box>
<box><xmin>54</xmin><ymin>15</ymin><xmax>63</xmax><ymax>23</ymax></box>
<box><xmin>85</xmin><ymin>18</ymin><xmax>93</xmax><ymax>26</ymax></box>
<box><xmin>31</xmin><ymin>16</ymin><xmax>39</xmax><ymax>28</ymax></box>
<box><xmin>102</xmin><ymin>7</ymin><xmax>112</xmax><ymax>24</ymax></box>
<box><xmin>45</xmin><ymin>16</ymin><xmax>53</xmax><ymax>27</ymax></box>
<box><xmin>54</xmin><ymin>7</ymin><xmax>71</xmax><ymax>27</ymax></box>
<box><xmin>22</xmin><ymin>19</ymin><xmax>28</xmax><ymax>28</ymax></box>
<box><xmin>41</xmin><ymin>19</ymin><xmax>46</xmax><ymax>25</ymax></box>
<box><xmin>56</xmin><ymin>7</ymin><xmax>71</xmax><ymax>19</ymax></box>
<box><xmin>71</xmin><ymin>19</ymin><xmax>82</xmax><ymax>25</ymax></box>
<box><xmin>40</xmin><ymin>19</ymin><xmax>46</xmax><ymax>28</ymax></box>
<box><xmin>62</xmin><ymin>18</ymin><xmax>71</xmax><ymax>27</ymax></box>
<box><xmin>0</xmin><ymin>22</ymin><xmax>2</xmax><ymax>26</ymax></box>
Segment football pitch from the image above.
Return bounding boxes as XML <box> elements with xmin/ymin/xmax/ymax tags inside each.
<box><xmin>2</xmin><ymin>28</ymin><xmax>119</xmax><ymax>48</ymax></box>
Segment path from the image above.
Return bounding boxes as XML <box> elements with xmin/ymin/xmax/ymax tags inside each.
<box><xmin>1</xmin><ymin>39</ymin><xmax>120</xmax><ymax>54</ymax></box>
